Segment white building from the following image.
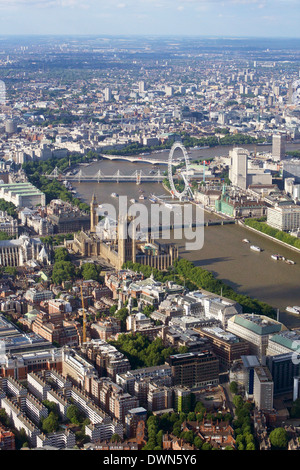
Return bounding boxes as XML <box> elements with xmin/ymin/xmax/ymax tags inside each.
<box><xmin>253</xmin><ymin>366</ymin><xmax>274</xmax><ymax>411</ymax></box>
<box><xmin>267</xmin><ymin>204</ymin><xmax>300</xmax><ymax>231</ymax></box>
<box><xmin>272</xmin><ymin>133</ymin><xmax>286</xmax><ymax>162</ymax></box>
<box><xmin>229</xmin><ymin>148</ymin><xmax>249</xmax><ymax>190</ymax></box>
<box><xmin>0</xmin><ymin>182</ymin><xmax>45</xmax><ymax>208</ymax></box>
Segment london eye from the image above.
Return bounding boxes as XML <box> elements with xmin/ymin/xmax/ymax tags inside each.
<box><xmin>168</xmin><ymin>142</ymin><xmax>193</xmax><ymax>200</ymax></box>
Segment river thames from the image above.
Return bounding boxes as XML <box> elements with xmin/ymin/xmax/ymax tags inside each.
<box><xmin>72</xmin><ymin>142</ymin><xmax>300</xmax><ymax>328</ymax></box>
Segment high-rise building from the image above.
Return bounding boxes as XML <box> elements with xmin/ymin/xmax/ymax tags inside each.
<box><xmin>272</xmin><ymin>133</ymin><xmax>286</xmax><ymax>162</ymax></box>
<box><xmin>165</xmin><ymin>86</ymin><xmax>173</xmax><ymax>97</ymax></box>
<box><xmin>104</xmin><ymin>87</ymin><xmax>112</xmax><ymax>102</ymax></box>
<box><xmin>0</xmin><ymin>80</ymin><xmax>5</xmax><ymax>105</ymax></box>
<box><xmin>229</xmin><ymin>148</ymin><xmax>249</xmax><ymax>190</ymax></box>
<box><xmin>266</xmin><ymin>353</ymin><xmax>300</xmax><ymax>396</ymax></box>
<box><xmin>5</xmin><ymin>119</ymin><xmax>17</xmax><ymax>134</ymax></box>
<box><xmin>253</xmin><ymin>366</ymin><xmax>274</xmax><ymax>411</ymax></box>
<box><xmin>138</xmin><ymin>81</ymin><xmax>146</xmax><ymax>93</ymax></box>
<box><xmin>283</xmin><ymin>159</ymin><xmax>300</xmax><ymax>183</ymax></box>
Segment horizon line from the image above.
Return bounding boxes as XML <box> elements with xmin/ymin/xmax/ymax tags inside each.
<box><xmin>0</xmin><ymin>34</ymin><xmax>300</xmax><ymax>40</ymax></box>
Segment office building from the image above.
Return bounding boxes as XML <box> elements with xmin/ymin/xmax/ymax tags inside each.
<box><xmin>125</xmin><ymin>407</ymin><xmax>147</xmax><ymax>438</ymax></box>
<box><xmin>104</xmin><ymin>87</ymin><xmax>112</xmax><ymax>102</ymax></box>
<box><xmin>0</xmin><ymin>182</ymin><xmax>45</xmax><ymax>208</ymax></box>
<box><xmin>272</xmin><ymin>133</ymin><xmax>286</xmax><ymax>162</ymax></box>
<box><xmin>227</xmin><ymin>314</ymin><xmax>285</xmax><ymax>358</ymax></box>
<box><xmin>5</xmin><ymin>119</ymin><xmax>17</xmax><ymax>134</ymax></box>
<box><xmin>138</xmin><ymin>81</ymin><xmax>146</xmax><ymax>94</ymax></box>
<box><xmin>229</xmin><ymin>147</ymin><xmax>272</xmax><ymax>190</ymax></box>
<box><xmin>253</xmin><ymin>366</ymin><xmax>274</xmax><ymax>411</ymax></box>
<box><xmin>266</xmin><ymin>353</ymin><xmax>300</xmax><ymax>396</ymax></box>
<box><xmin>166</xmin><ymin>351</ymin><xmax>219</xmax><ymax>389</ymax></box>
<box><xmin>229</xmin><ymin>147</ymin><xmax>249</xmax><ymax>190</ymax></box>
<box><xmin>267</xmin><ymin>204</ymin><xmax>300</xmax><ymax>231</ymax></box>
<box><xmin>283</xmin><ymin>159</ymin><xmax>300</xmax><ymax>184</ymax></box>
<box><xmin>196</xmin><ymin>326</ymin><xmax>250</xmax><ymax>369</ymax></box>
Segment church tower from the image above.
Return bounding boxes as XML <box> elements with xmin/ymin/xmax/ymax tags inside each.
<box><xmin>90</xmin><ymin>193</ymin><xmax>98</xmax><ymax>232</ymax></box>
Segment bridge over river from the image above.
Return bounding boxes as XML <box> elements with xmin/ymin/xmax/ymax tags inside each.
<box><xmin>44</xmin><ymin>167</ymin><xmax>166</xmax><ymax>184</ymax></box>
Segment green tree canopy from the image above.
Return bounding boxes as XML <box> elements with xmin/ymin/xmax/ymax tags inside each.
<box><xmin>42</xmin><ymin>411</ymin><xmax>59</xmax><ymax>434</ymax></box>
<box><xmin>52</xmin><ymin>260</ymin><xmax>76</xmax><ymax>285</ymax></box>
<box><xmin>269</xmin><ymin>428</ymin><xmax>288</xmax><ymax>449</ymax></box>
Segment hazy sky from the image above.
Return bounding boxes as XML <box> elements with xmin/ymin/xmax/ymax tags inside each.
<box><xmin>0</xmin><ymin>0</ymin><xmax>299</xmax><ymax>37</ymax></box>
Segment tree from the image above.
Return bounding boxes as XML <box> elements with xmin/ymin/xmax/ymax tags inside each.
<box><xmin>246</xmin><ymin>442</ymin><xmax>256</xmax><ymax>450</ymax></box>
<box><xmin>202</xmin><ymin>442</ymin><xmax>212</xmax><ymax>450</ymax></box>
<box><xmin>52</xmin><ymin>260</ymin><xmax>76</xmax><ymax>284</ymax></box>
<box><xmin>194</xmin><ymin>436</ymin><xmax>203</xmax><ymax>449</ymax></box>
<box><xmin>233</xmin><ymin>395</ymin><xmax>244</xmax><ymax>409</ymax></box>
<box><xmin>4</xmin><ymin>266</ymin><xmax>17</xmax><ymax>277</ymax></box>
<box><xmin>42</xmin><ymin>400</ymin><xmax>59</xmax><ymax>415</ymax></box>
<box><xmin>111</xmin><ymin>433</ymin><xmax>122</xmax><ymax>443</ymax></box>
<box><xmin>229</xmin><ymin>381</ymin><xmax>238</xmax><ymax>394</ymax></box>
<box><xmin>194</xmin><ymin>401</ymin><xmax>205</xmax><ymax>414</ymax></box>
<box><xmin>269</xmin><ymin>428</ymin><xmax>288</xmax><ymax>449</ymax></box>
<box><xmin>173</xmin><ymin>421</ymin><xmax>182</xmax><ymax>438</ymax></box>
<box><xmin>54</xmin><ymin>247</ymin><xmax>70</xmax><ymax>262</ymax></box>
<box><xmin>0</xmin><ymin>232</ymin><xmax>11</xmax><ymax>240</ymax></box>
<box><xmin>180</xmin><ymin>430</ymin><xmax>194</xmax><ymax>444</ymax></box>
<box><xmin>66</xmin><ymin>404</ymin><xmax>81</xmax><ymax>425</ymax></box>
<box><xmin>81</xmin><ymin>263</ymin><xmax>101</xmax><ymax>281</ymax></box>
<box><xmin>42</xmin><ymin>411</ymin><xmax>59</xmax><ymax>434</ymax></box>
<box><xmin>0</xmin><ymin>409</ymin><xmax>9</xmax><ymax>427</ymax></box>
<box><xmin>113</xmin><ymin>307</ymin><xmax>129</xmax><ymax>331</ymax></box>
<box><xmin>187</xmin><ymin>412</ymin><xmax>196</xmax><ymax>422</ymax></box>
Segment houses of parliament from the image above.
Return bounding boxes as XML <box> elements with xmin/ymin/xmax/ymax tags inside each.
<box><xmin>66</xmin><ymin>194</ymin><xmax>178</xmax><ymax>271</ymax></box>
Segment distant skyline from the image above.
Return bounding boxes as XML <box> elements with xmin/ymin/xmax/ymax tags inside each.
<box><xmin>0</xmin><ymin>0</ymin><xmax>299</xmax><ymax>38</ymax></box>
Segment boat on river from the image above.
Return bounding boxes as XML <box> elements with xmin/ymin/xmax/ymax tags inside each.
<box><xmin>286</xmin><ymin>306</ymin><xmax>300</xmax><ymax>314</ymax></box>
<box><xmin>250</xmin><ymin>245</ymin><xmax>262</xmax><ymax>252</ymax></box>
<box><xmin>271</xmin><ymin>254</ymin><xmax>285</xmax><ymax>261</ymax></box>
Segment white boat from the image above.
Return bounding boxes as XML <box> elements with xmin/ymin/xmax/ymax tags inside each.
<box><xmin>139</xmin><ymin>194</ymin><xmax>145</xmax><ymax>200</ymax></box>
<box><xmin>286</xmin><ymin>259</ymin><xmax>296</xmax><ymax>265</ymax></box>
<box><xmin>271</xmin><ymin>254</ymin><xmax>284</xmax><ymax>260</ymax></box>
<box><xmin>286</xmin><ymin>306</ymin><xmax>300</xmax><ymax>314</ymax></box>
<box><xmin>242</xmin><ymin>239</ymin><xmax>250</xmax><ymax>243</ymax></box>
<box><xmin>250</xmin><ymin>245</ymin><xmax>262</xmax><ymax>252</ymax></box>
<box><xmin>130</xmin><ymin>198</ymin><xmax>136</xmax><ymax>203</ymax></box>
<box><xmin>111</xmin><ymin>193</ymin><xmax>118</xmax><ymax>198</ymax></box>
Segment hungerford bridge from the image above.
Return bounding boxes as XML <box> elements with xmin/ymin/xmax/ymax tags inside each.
<box><xmin>44</xmin><ymin>167</ymin><xmax>166</xmax><ymax>184</ymax></box>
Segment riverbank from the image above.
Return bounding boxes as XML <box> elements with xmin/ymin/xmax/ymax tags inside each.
<box><xmin>239</xmin><ymin>220</ymin><xmax>300</xmax><ymax>255</ymax></box>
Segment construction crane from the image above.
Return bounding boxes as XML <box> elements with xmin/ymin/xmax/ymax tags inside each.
<box><xmin>80</xmin><ymin>284</ymin><xmax>86</xmax><ymax>344</ymax></box>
